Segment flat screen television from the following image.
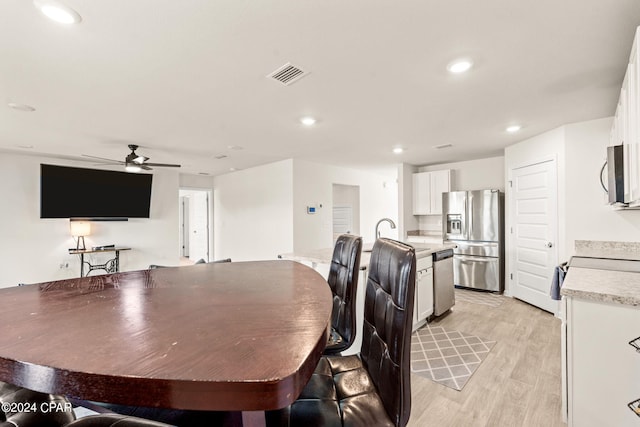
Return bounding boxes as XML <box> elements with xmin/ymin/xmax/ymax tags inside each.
<box><xmin>40</xmin><ymin>164</ymin><xmax>153</xmax><ymax>219</ymax></box>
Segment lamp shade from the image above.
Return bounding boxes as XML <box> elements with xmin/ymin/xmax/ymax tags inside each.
<box><xmin>70</xmin><ymin>221</ymin><xmax>91</xmax><ymax>237</ymax></box>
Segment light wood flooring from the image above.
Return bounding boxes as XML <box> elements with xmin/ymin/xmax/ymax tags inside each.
<box><xmin>407</xmin><ymin>295</ymin><xmax>565</xmax><ymax>427</ymax></box>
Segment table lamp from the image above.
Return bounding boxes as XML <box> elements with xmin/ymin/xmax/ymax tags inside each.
<box><xmin>70</xmin><ymin>221</ymin><xmax>91</xmax><ymax>250</ymax></box>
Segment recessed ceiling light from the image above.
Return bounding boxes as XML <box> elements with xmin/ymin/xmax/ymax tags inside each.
<box><xmin>33</xmin><ymin>0</ymin><xmax>82</xmax><ymax>24</ymax></box>
<box><xmin>506</xmin><ymin>125</ymin><xmax>522</xmax><ymax>133</ymax></box>
<box><xmin>8</xmin><ymin>103</ymin><xmax>36</xmax><ymax>112</ymax></box>
<box><xmin>393</xmin><ymin>147</ymin><xmax>404</xmax><ymax>154</ymax></box>
<box><xmin>227</xmin><ymin>145</ymin><xmax>244</xmax><ymax>151</ymax></box>
<box><xmin>300</xmin><ymin>117</ymin><xmax>316</xmax><ymax>126</ymax></box>
<box><xmin>447</xmin><ymin>59</ymin><xmax>473</xmax><ymax>74</ymax></box>
<box><xmin>229</xmin><ymin>167</ymin><xmax>238</xmax><ymax>172</ymax></box>
<box><xmin>17</xmin><ymin>144</ymin><xmax>34</xmax><ymax>149</ymax></box>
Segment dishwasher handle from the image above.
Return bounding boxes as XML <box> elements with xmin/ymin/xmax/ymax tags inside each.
<box><xmin>433</xmin><ymin>249</ymin><xmax>454</xmax><ymax>261</ymax></box>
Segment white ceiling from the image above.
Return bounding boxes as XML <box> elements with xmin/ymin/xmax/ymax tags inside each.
<box><xmin>1</xmin><ymin>0</ymin><xmax>639</xmax><ymax>176</ymax></box>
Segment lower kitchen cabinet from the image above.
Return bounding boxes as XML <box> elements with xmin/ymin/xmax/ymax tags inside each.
<box><xmin>564</xmin><ymin>296</ymin><xmax>640</xmax><ymax>427</ymax></box>
<box><xmin>413</xmin><ymin>256</ymin><xmax>434</xmax><ymax>331</ymax></box>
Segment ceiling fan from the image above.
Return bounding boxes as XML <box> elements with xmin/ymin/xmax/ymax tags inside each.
<box><xmin>83</xmin><ymin>145</ymin><xmax>181</xmax><ymax>172</ymax></box>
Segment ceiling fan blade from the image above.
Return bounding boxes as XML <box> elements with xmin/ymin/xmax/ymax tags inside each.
<box><xmin>144</xmin><ymin>162</ymin><xmax>181</xmax><ymax>168</ymax></box>
<box><xmin>82</xmin><ymin>154</ymin><xmax>125</xmax><ymax>164</ymax></box>
<box><xmin>140</xmin><ymin>164</ymin><xmax>153</xmax><ymax>171</ymax></box>
<box><xmin>91</xmin><ymin>162</ymin><xmax>123</xmax><ymax>166</ymax></box>
<box><xmin>133</xmin><ymin>155</ymin><xmax>149</xmax><ymax>164</ymax></box>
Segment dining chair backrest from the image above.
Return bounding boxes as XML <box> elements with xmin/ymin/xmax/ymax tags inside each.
<box><xmin>64</xmin><ymin>414</ymin><xmax>173</xmax><ymax>426</ymax></box>
<box><xmin>0</xmin><ymin>381</ymin><xmax>76</xmax><ymax>427</ymax></box>
<box><xmin>361</xmin><ymin>238</ymin><xmax>416</xmax><ymax>427</ymax></box>
<box><xmin>325</xmin><ymin>234</ymin><xmax>362</xmax><ymax>354</ymax></box>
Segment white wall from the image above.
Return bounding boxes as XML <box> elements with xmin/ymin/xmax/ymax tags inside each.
<box><xmin>565</xmin><ymin>117</ymin><xmax>640</xmax><ymax>250</ymax></box>
<box><xmin>0</xmin><ymin>152</ymin><xmax>180</xmax><ymax>288</ymax></box>
<box><xmin>292</xmin><ymin>160</ymin><xmax>398</xmax><ymax>251</ymax></box>
<box><xmin>505</xmin><ymin>117</ymin><xmax>640</xmax><ymax>267</ymax></box>
<box><xmin>397</xmin><ymin>163</ymin><xmax>419</xmax><ymax>240</ymax></box>
<box><xmin>213</xmin><ymin>160</ymin><xmax>294</xmax><ymax>261</ymax></box>
<box><xmin>179</xmin><ymin>173</ymin><xmax>214</xmax><ymax>188</ymax></box>
<box><xmin>419</xmin><ymin>156</ymin><xmax>505</xmax><ymax>191</ymax></box>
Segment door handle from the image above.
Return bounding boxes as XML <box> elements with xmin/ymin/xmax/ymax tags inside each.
<box><xmin>545</xmin><ymin>242</ymin><xmax>553</xmax><ymax>248</ymax></box>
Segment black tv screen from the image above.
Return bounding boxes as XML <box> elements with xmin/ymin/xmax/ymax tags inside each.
<box><xmin>40</xmin><ymin>164</ymin><xmax>153</xmax><ymax>219</ymax></box>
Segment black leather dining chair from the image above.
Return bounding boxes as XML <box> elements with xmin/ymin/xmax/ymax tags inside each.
<box><xmin>0</xmin><ymin>382</ymin><xmax>179</xmax><ymax>427</ymax></box>
<box><xmin>267</xmin><ymin>238</ymin><xmax>416</xmax><ymax>427</ymax></box>
<box><xmin>64</xmin><ymin>414</ymin><xmax>172</xmax><ymax>426</ymax></box>
<box><xmin>0</xmin><ymin>381</ymin><xmax>75</xmax><ymax>427</ymax></box>
<box><xmin>323</xmin><ymin>234</ymin><xmax>363</xmax><ymax>355</ymax></box>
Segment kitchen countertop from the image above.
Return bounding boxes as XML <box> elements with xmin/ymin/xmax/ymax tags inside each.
<box><xmin>561</xmin><ymin>240</ymin><xmax>640</xmax><ymax>306</ymax></box>
<box><xmin>279</xmin><ymin>241</ymin><xmax>456</xmax><ymax>269</ymax></box>
<box><xmin>573</xmin><ymin>239</ymin><xmax>640</xmax><ymax>261</ymax></box>
<box><xmin>407</xmin><ymin>230</ymin><xmax>444</xmax><ymax>238</ymax></box>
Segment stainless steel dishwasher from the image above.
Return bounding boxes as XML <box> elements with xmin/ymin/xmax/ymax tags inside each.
<box><xmin>433</xmin><ymin>249</ymin><xmax>455</xmax><ymax>316</ymax></box>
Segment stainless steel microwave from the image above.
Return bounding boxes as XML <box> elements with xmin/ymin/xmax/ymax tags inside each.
<box><xmin>607</xmin><ymin>145</ymin><xmax>625</xmax><ymax>205</ymax></box>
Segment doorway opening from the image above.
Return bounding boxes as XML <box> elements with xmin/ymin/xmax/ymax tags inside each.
<box><xmin>179</xmin><ymin>188</ymin><xmax>211</xmax><ymax>264</ymax></box>
<box><xmin>332</xmin><ymin>184</ymin><xmax>360</xmax><ymax>242</ymax></box>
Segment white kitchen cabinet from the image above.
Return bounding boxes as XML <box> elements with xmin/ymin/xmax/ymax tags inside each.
<box><xmin>413</xmin><ymin>256</ymin><xmax>433</xmax><ymax>331</ymax></box>
<box><xmin>412</xmin><ymin>170</ymin><xmax>451</xmax><ymax>215</ymax></box>
<box><xmin>412</xmin><ymin>172</ymin><xmax>431</xmax><ymax>215</ymax></box>
<box><xmin>610</xmin><ymin>26</ymin><xmax>640</xmax><ymax>206</ymax></box>
<box><xmin>430</xmin><ymin>169</ymin><xmax>450</xmax><ymax>214</ymax></box>
<box><xmin>565</xmin><ymin>296</ymin><xmax>640</xmax><ymax>427</ymax></box>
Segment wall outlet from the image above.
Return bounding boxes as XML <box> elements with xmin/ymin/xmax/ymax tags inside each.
<box><xmin>59</xmin><ymin>262</ymin><xmax>69</xmax><ymax>269</ymax></box>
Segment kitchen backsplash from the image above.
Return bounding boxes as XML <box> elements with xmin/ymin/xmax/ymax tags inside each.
<box><xmin>418</xmin><ymin>215</ymin><xmax>444</xmax><ymax>232</ymax></box>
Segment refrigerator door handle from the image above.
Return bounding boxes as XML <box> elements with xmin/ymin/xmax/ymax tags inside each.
<box><xmin>463</xmin><ymin>196</ymin><xmax>468</xmax><ymax>238</ymax></box>
<box><xmin>468</xmin><ymin>196</ymin><xmax>473</xmax><ymax>237</ymax></box>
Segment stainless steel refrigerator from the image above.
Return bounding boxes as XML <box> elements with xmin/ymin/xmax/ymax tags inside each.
<box><xmin>442</xmin><ymin>189</ymin><xmax>504</xmax><ymax>292</ymax></box>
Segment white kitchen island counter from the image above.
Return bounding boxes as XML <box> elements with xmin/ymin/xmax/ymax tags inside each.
<box><xmin>561</xmin><ymin>266</ymin><xmax>640</xmax><ymax>306</ymax></box>
<box><xmin>561</xmin><ymin>240</ymin><xmax>640</xmax><ymax>427</ymax></box>
<box><xmin>279</xmin><ymin>241</ymin><xmax>456</xmax><ymax>355</ymax></box>
<box><xmin>278</xmin><ymin>242</ymin><xmax>456</xmax><ymax>266</ymax></box>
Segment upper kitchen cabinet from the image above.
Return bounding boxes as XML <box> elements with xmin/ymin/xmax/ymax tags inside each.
<box><xmin>610</xmin><ymin>26</ymin><xmax>640</xmax><ymax>206</ymax></box>
<box><xmin>413</xmin><ymin>170</ymin><xmax>451</xmax><ymax>215</ymax></box>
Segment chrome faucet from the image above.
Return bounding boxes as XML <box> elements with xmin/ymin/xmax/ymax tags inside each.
<box><xmin>375</xmin><ymin>218</ymin><xmax>396</xmax><ymax>239</ymax></box>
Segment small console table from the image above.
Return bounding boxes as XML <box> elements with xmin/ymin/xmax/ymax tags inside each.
<box><xmin>68</xmin><ymin>247</ymin><xmax>131</xmax><ymax>277</ymax></box>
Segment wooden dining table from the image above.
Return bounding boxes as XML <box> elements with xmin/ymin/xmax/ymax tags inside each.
<box><xmin>0</xmin><ymin>260</ymin><xmax>332</xmax><ymax>426</ymax></box>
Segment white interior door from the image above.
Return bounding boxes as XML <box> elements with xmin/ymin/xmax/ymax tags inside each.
<box><xmin>510</xmin><ymin>159</ymin><xmax>559</xmax><ymax>314</ymax></box>
<box><xmin>179</xmin><ymin>189</ymin><xmax>211</xmax><ymax>263</ymax></box>
<box><xmin>188</xmin><ymin>191</ymin><xmax>209</xmax><ymax>262</ymax></box>
<box><xmin>332</xmin><ymin>184</ymin><xmax>360</xmax><ymax>242</ymax></box>
<box><xmin>333</xmin><ymin>206</ymin><xmax>353</xmax><ymax>241</ymax></box>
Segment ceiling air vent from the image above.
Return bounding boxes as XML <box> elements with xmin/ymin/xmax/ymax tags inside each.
<box><xmin>214</xmin><ymin>154</ymin><xmax>228</xmax><ymax>160</ymax></box>
<box><xmin>267</xmin><ymin>63</ymin><xmax>308</xmax><ymax>86</ymax></box>
<box><xmin>433</xmin><ymin>144</ymin><xmax>453</xmax><ymax>149</ymax></box>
